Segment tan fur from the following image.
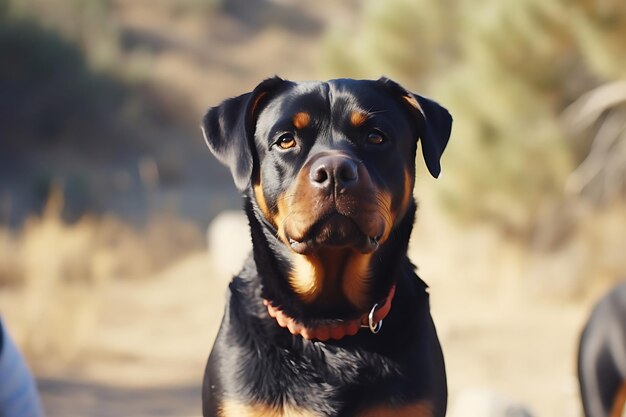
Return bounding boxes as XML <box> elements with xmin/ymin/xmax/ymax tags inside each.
<box><xmin>402</xmin><ymin>94</ymin><xmax>423</xmax><ymax>114</ymax></box>
<box><xmin>288</xmin><ymin>248</ymin><xmax>374</xmax><ymax>308</ymax></box>
<box><xmin>274</xmin><ymin>194</ymin><xmax>290</xmax><ymax>242</ymax></box>
<box><xmin>610</xmin><ymin>382</ymin><xmax>626</xmax><ymax>417</ymax></box>
<box><xmin>356</xmin><ymin>401</ymin><xmax>434</xmax><ymax>417</ymax></box>
<box><xmin>397</xmin><ymin>169</ymin><xmax>414</xmax><ymax>224</ymax></box>
<box><xmin>272</xmin><ymin>186</ymin><xmax>325</xmax><ymax>303</ymax></box>
<box><xmin>376</xmin><ymin>191</ymin><xmax>394</xmax><ymax>244</ymax></box>
<box><xmin>289</xmin><ymin>254</ymin><xmax>323</xmax><ymax>303</ymax></box>
<box><xmin>350</xmin><ymin>111</ymin><xmax>369</xmax><ymax>127</ymax></box>
<box><xmin>219</xmin><ymin>400</ymin><xmax>317</xmax><ymax>417</ymax></box>
<box><xmin>253</xmin><ymin>182</ymin><xmax>271</xmax><ymax>222</ymax></box>
<box><xmin>341</xmin><ymin>252</ymin><xmax>372</xmax><ymax>309</ymax></box>
<box><xmin>250</xmin><ymin>92</ymin><xmax>269</xmax><ymax>118</ymax></box>
<box><xmin>293</xmin><ymin>112</ymin><xmax>311</xmax><ymax>130</ymax></box>
<box><xmin>273</xmin><ymin>159</ymin><xmax>393</xmax><ymax>307</ymax></box>
<box><xmin>282</xmin><ymin>190</ymin><xmax>393</xmax><ymax>306</ymax></box>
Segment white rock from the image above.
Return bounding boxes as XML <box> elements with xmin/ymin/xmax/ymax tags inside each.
<box><xmin>449</xmin><ymin>388</ymin><xmax>534</xmax><ymax>417</ymax></box>
<box><xmin>206</xmin><ymin>210</ymin><xmax>251</xmax><ymax>281</ymax></box>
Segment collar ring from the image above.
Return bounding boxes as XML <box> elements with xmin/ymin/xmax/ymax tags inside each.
<box><xmin>365</xmin><ymin>303</ymin><xmax>383</xmax><ymax>334</ymax></box>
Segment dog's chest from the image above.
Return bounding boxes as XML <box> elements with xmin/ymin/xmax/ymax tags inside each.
<box><xmin>216</xmin><ymin>339</ymin><xmax>434</xmax><ymax>417</ymax></box>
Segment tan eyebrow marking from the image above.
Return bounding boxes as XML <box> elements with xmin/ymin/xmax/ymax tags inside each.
<box><xmin>350</xmin><ymin>111</ymin><xmax>370</xmax><ymax>127</ymax></box>
<box><xmin>292</xmin><ymin>112</ymin><xmax>311</xmax><ymax>130</ymax></box>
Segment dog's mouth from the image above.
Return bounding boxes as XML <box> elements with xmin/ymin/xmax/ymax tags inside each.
<box><xmin>286</xmin><ymin>212</ymin><xmax>381</xmax><ymax>255</ymax></box>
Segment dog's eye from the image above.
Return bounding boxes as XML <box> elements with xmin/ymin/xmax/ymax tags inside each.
<box><xmin>277</xmin><ymin>133</ymin><xmax>297</xmax><ymax>150</ymax></box>
<box><xmin>367</xmin><ymin>131</ymin><xmax>386</xmax><ymax>145</ymax></box>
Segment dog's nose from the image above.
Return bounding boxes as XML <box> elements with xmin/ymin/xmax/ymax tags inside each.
<box><xmin>309</xmin><ymin>155</ymin><xmax>359</xmax><ymax>192</ymax></box>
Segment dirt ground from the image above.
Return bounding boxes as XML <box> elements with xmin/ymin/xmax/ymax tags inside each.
<box><xmin>0</xmin><ymin>196</ymin><xmax>607</xmax><ymax>417</ymax></box>
<box><xmin>29</xmin><ymin>253</ymin><xmax>219</xmax><ymax>417</ymax></box>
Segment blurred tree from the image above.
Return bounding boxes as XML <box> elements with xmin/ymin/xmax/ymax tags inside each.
<box><xmin>0</xmin><ymin>2</ymin><xmax>167</xmax><ymax>224</ymax></box>
<box><xmin>324</xmin><ymin>0</ymin><xmax>626</xmax><ymax>243</ymax></box>
<box><xmin>6</xmin><ymin>0</ymin><xmax>121</xmax><ymax>72</ymax></box>
<box><xmin>322</xmin><ymin>0</ymin><xmax>451</xmax><ymax>84</ymax></box>
<box><xmin>0</xmin><ymin>12</ymin><xmax>124</xmax><ymax>151</ymax></box>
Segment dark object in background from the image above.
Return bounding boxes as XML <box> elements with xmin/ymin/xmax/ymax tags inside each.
<box><xmin>200</xmin><ymin>77</ymin><xmax>452</xmax><ymax>416</ymax></box>
<box><xmin>578</xmin><ymin>281</ymin><xmax>626</xmax><ymax>417</ymax></box>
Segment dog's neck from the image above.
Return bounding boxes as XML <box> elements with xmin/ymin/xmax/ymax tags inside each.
<box><xmin>263</xmin><ymin>284</ymin><xmax>396</xmax><ymax>341</ymax></box>
<box><xmin>244</xmin><ymin>194</ymin><xmax>417</xmax><ymax>326</ymax></box>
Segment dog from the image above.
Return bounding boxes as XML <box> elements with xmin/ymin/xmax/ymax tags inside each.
<box><xmin>201</xmin><ymin>77</ymin><xmax>452</xmax><ymax>417</ymax></box>
<box><xmin>578</xmin><ymin>281</ymin><xmax>626</xmax><ymax>417</ymax></box>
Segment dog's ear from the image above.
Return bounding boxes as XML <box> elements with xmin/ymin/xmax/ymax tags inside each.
<box><xmin>201</xmin><ymin>77</ymin><xmax>287</xmax><ymax>191</ymax></box>
<box><xmin>378</xmin><ymin>77</ymin><xmax>453</xmax><ymax>178</ymax></box>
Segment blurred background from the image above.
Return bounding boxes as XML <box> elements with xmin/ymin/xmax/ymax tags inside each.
<box><xmin>1</xmin><ymin>0</ymin><xmax>625</xmax><ymax>415</ymax></box>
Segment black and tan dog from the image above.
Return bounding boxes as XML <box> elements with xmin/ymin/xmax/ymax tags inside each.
<box><xmin>578</xmin><ymin>281</ymin><xmax>626</xmax><ymax>417</ymax></box>
<box><xmin>201</xmin><ymin>77</ymin><xmax>452</xmax><ymax>417</ymax></box>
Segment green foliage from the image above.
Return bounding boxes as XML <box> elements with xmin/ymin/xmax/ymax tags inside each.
<box><xmin>322</xmin><ymin>0</ymin><xmax>449</xmax><ymax>82</ymax></box>
<box><xmin>323</xmin><ymin>0</ymin><xmax>626</xmax><ymax>238</ymax></box>
<box><xmin>155</xmin><ymin>0</ymin><xmax>221</xmax><ymax>15</ymax></box>
<box><xmin>5</xmin><ymin>0</ymin><xmax>123</xmax><ymax>72</ymax></box>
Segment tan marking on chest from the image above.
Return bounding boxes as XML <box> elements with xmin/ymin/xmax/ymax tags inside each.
<box><xmin>356</xmin><ymin>401</ymin><xmax>434</xmax><ymax>417</ymax></box>
<box><xmin>219</xmin><ymin>400</ymin><xmax>318</xmax><ymax>417</ymax></box>
<box><xmin>289</xmin><ymin>248</ymin><xmax>373</xmax><ymax>308</ymax></box>
<box><xmin>289</xmin><ymin>252</ymin><xmax>324</xmax><ymax>303</ymax></box>
<box><xmin>273</xmin><ymin>178</ymin><xmax>380</xmax><ymax>307</ymax></box>
<box><xmin>341</xmin><ymin>252</ymin><xmax>372</xmax><ymax>309</ymax></box>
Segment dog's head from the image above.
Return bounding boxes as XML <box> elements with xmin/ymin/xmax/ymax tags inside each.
<box><xmin>202</xmin><ymin>77</ymin><xmax>452</xmax><ymax>321</ymax></box>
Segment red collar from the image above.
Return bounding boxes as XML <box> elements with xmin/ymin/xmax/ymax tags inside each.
<box><xmin>263</xmin><ymin>285</ymin><xmax>396</xmax><ymax>341</ymax></box>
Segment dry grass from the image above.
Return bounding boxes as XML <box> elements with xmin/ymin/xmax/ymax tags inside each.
<box><xmin>0</xmin><ymin>188</ymin><xmax>203</xmax><ymax>361</ymax></box>
<box><xmin>409</xmin><ymin>187</ymin><xmax>626</xmax><ymax>416</ymax></box>
<box><xmin>1</xmin><ymin>188</ymin><xmax>624</xmax><ymax>416</ymax></box>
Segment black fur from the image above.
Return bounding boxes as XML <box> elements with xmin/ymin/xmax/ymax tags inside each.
<box><xmin>377</xmin><ymin>77</ymin><xmax>452</xmax><ymax>178</ymax></box>
<box><xmin>578</xmin><ymin>281</ymin><xmax>626</xmax><ymax>417</ymax></box>
<box><xmin>201</xmin><ymin>77</ymin><xmax>452</xmax><ymax>417</ymax></box>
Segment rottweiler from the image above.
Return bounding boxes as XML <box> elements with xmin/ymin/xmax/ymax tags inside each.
<box><xmin>578</xmin><ymin>281</ymin><xmax>626</xmax><ymax>417</ymax></box>
<box><xmin>201</xmin><ymin>77</ymin><xmax>452</xmax><ymax>417</ymax></box>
